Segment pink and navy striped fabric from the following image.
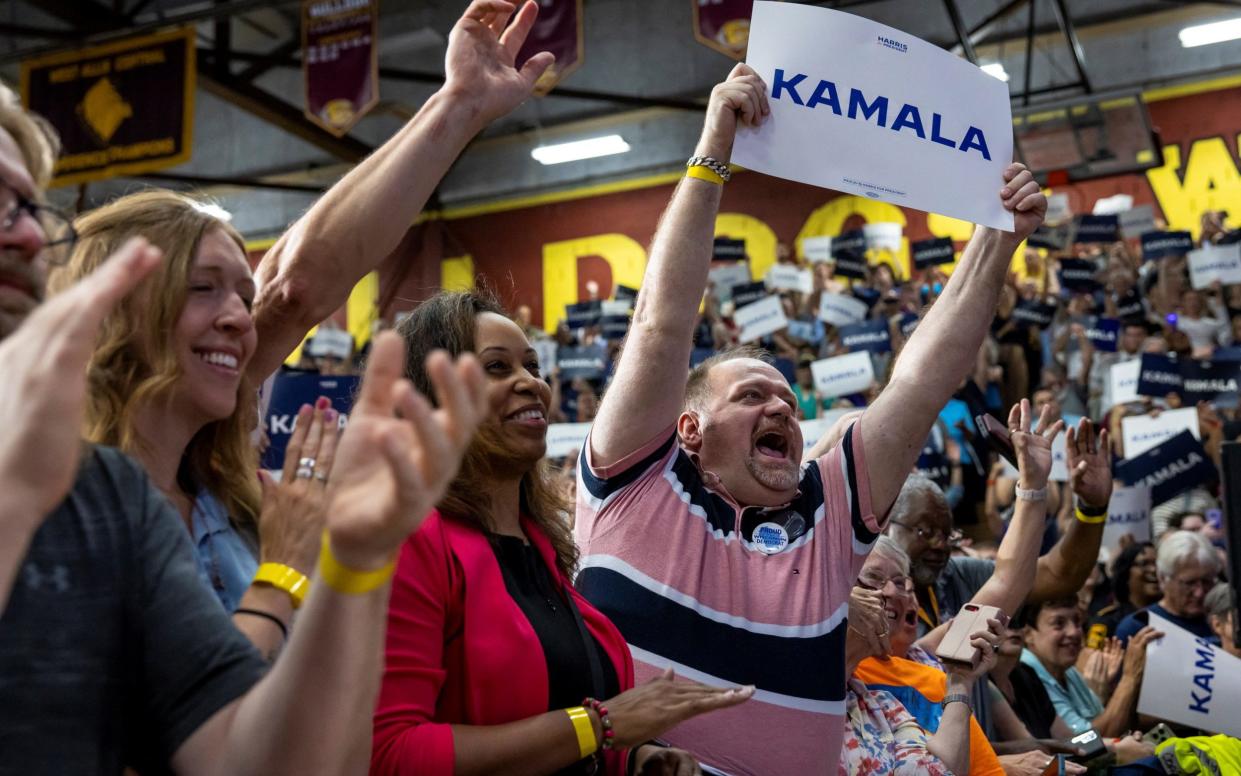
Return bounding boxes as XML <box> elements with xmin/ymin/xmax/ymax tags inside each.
<box><xmin>575</xmin><ymin>422</ymin><xmax>882</xmax><ymax>775</ymax></box>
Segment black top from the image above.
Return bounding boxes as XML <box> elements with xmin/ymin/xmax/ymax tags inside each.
<box><xmin>0</xmin><ymin>446</ymin><xmax>266</xmax><ymax>775</ymax></box>
<box><xmin>493</xmin><ymin>535</ymin><xmax>620</xmax><ymax>775</ymax></box>
<box><xmin>1006</xmin><ymin>662</ymin><xmax>1058</xmax><ymax>740</ymax></box>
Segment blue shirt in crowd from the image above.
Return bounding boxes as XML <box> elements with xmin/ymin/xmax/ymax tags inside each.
<box><xmin>190</xmin><ymin>491</ymin><xmax>258</xmax><ymax>613</ymax></box>
<box><xmin>1114</xmin><ymin>603</ymin><xmax>1219</xmax><ymax>647</ymax></box>
<box><xmin>1019</xmin><ymin>648</ymin><xmax>1103</xmax><ymax>734</ymax></box>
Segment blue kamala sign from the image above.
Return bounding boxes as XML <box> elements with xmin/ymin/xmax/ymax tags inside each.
<box><xmin>770</xmin><ymin>68</ymin><xmax>992</xmax><ymax>160</ymax></box>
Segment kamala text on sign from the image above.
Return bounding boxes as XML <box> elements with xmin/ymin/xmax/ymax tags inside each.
<box><xmin>733</xmin><ymin>2</ymin><xmax>1013</xmax><ymax>231</ymax></box>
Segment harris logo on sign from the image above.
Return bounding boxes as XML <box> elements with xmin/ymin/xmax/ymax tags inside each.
<box><xmin>876</xmin><ymin>36</ymin><xmax>908</xmax><ymax>53</ymax></box>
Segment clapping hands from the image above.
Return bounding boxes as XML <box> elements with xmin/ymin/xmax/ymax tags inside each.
<box><xmin>322</xmin><ymin>332</ymin><xmax>488</xmax><ymax>571</ymax></box>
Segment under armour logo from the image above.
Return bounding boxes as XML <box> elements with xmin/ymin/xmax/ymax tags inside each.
<box><xmin>23</xmin><ymin>563</ymin><xmax>71</xmax><ymax>593</ymax></box>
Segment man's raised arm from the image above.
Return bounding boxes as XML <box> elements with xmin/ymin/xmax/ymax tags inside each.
<box><xmin>859</xmin><ymin>165</ymin><xmax>1047</xmax><ymax>517</ymax></box>
<box><xmin>247</xmin><ymin>0</ymin><xmax>554</xmax><ymax>380</ymax></box>
<box><xmin>590</xmin><ymin>65</ymin><xmax>769</xmax><ymax>467</ymax></box>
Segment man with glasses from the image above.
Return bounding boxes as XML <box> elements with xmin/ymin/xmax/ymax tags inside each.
<box><xmin>1115</xmin><ymin>530</ymin><xmax>1222</xmax><ymax>646</ymax></box>
<box><xmin>888</xmin><ymin>416</ymin><xmax>1112</xmax><ymax>645</ymax></box>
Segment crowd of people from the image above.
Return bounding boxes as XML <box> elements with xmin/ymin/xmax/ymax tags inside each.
<box><xmin>1</xmin><ymin>1</ymin><xmax>1239</xmax><ymax>775</ymax></box>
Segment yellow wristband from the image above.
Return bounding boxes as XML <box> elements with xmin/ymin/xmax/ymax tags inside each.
<box><xmin>1075</xmin><ymin>506</ymin><xmax>1108</xmax><ymax>525</ymax></box>
<box><xmin>317</xmin><ymin>530</ymin><xmax>395</xmax><ymax>596</ymax></box>
<box><xmin>686</xmin><ymin>165</ymin><xmax>725</xmax><ymax>185</ymax></box>
<box><xmin>566</xmin><ymin>706</ymin><xmax>598</xmax><ymax>759</ymax></box>
<box><xmin>253</xmin><ymin>563</ymin><xmax>310</xmax><ymax>609</ymax></box>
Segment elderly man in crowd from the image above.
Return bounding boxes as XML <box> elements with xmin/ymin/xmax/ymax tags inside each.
<box><xmin>574</xmin><ymin>60</ymin><xmax>1048</xmax><ymax>773</ymax></box>
<box><xmin>886</xmin><ymin>414</ymin><xmax>1111</xmax><ymax>738</ymax></box>
<box><xmin>1116</xmin><ymin>530</ymin><xmax>1223</xmax><ymax>645</ymax></box>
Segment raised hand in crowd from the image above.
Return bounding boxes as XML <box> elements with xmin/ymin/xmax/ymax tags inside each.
<box><xmin>232</xmin><ymin>399</ymin><xmax>341</xmax><ymax>658</ymax></box>
<box><xmin>324</xmin><ymin>332</ymin><xmax>488</xmax><ymax>570</ymax></box>
<box><xmin>1118</xmin><ymin>625</ymin><xmax>1163</xmax><ymax>687</ymax></box>
<box><xmin>264</xmin><ymin>397</ymin><xmax>340</xmax><ymax>574</ymax></box>
<box><xmin>1077</xmin><ymin>635</ymin><xmax>1125</xmax><ymax>701</ymax></box>
<box><xmin>0</xmin><ymin>236</ymin><xmax>162</xmax><ymax>609</ymax></box>
<box><xmin>848</xmin><ymin>584</ymin><xmax>893</xmax><ymax>660</ymax></box>
<box><xmin>250</xmin><ymin>0</ymin><xmax>554</xmax><ymax>379</ymax></box>
<box><xmin>1065</xmin><ymin>417</ymin><xmax>1111</xmax><ymax>510</ymax></box>
<box><xmin>444</xmin><ymin>0</ymin><xmax>555</xmax><ymax>122</ymax></box>
<box><xmin>943</xmin><ymin>617</ymin><xmax>1004</xmax><ymax>689</ymax></box>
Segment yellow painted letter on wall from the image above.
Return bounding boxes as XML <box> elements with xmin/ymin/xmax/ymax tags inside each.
<box><xmin>924</xmin><ymin>213</ymin><xmax>977</xmax><ymax>275</ymax></box>
<box><xmin>715</xmin><ymin>213</ymin><xmax>778</xmax><ymax>280</ymax></box>
<box><xmin>541</xmin><ymin>233</ymin><xmax>647</xmax><ymax>331</ymax></box>
<box><xmin>795</xmin><ymin>196</ymin><xmax>910</xmax><ymax>278</ymax></box>
<box><xmin>1147</xmin><ymin>136</ymin><xmax>1241</xmax><ymax>238</ymax></box>
<box><xmin>347</xmin><ymin>271</ymin><xmax>379</xmax><ymax>350</ymax></box>
<box><xmin>441</xmin><ymin>254</ymin><xmax>476</xmax><ymax>292</ymax></box>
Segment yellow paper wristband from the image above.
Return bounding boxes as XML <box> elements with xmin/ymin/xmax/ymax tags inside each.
<box><xmin>566</xmin><ymin>706</ymin><xmax>598</xmax><ymax>759</ymax></box>
<box><xmin>253</xmin><ymin>563</ymin><xmax>310</xmax><ymax>609</ymax></box>
<box><xmin>317</xmin><ymin>531</ymin><xmax>395</xmax><ymax>596</ymax></box>
<box><xmin>1075</xmin><ymin>506</ymin><xmax>1108</xmax><ymax>525</ymax></box>
<box><xmin>686</xmin><ymin>165</ymin><xmax>725</xmax><ymax>185</ymax></box>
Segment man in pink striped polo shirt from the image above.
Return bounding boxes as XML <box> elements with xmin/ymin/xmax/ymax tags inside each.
<box><xmin>575</xmin><ymin>63</ymin><xmax>1047</xmax><ymax>775</ymax></box>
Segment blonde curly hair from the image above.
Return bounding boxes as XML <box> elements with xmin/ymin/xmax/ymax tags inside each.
<box><xmin>48</xmin><ymin>189</ymin><xmax>260</xmax><ymax>534</ymax></box>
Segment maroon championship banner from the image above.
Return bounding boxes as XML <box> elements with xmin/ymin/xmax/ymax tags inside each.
<box><xmin>692</xmin><ymin>0</ymin><xmax>756</xmax><ymax>60</ymax></box>
<box><xmin>302</xmin><ymin>0</ymin><xmax>379</xmax><ymax>137</ymax></box>
<box><xmin>515</xmin><ymin>0</ymin><xmax>584</xmax><ymax>96</ymax></box>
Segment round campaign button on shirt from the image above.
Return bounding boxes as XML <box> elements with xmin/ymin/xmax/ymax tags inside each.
<box><xmin>753</xmin><ymin>522</ymin><xmax>789</xmax><ymax>555</ymax></box>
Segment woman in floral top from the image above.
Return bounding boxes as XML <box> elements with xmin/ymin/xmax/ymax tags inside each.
<box><xmin>840</xmin><ymin>581</ymin><xmax>1002</xmax><ymax>775</ymax></box>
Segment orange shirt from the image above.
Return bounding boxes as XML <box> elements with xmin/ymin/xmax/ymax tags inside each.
<box><xmin>856</xmin><ymin>655</ymin><xmax>1005</xmax><ymax>776</ymax></box>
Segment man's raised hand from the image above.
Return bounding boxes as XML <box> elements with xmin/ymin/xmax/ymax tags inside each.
<box><xmin>695</xmin><ymin>63</ymin><xmax>770</xmax><ymax>161</ymax></box>
<box><xmin>998</xmin><ymin>163</ymin><xmax>1047</xmax><ymax>244</ymax></box>
<box><xmin>444</xmin><ymin>0</ymin><xmax>555</xmax><ymax>126</ymax></box>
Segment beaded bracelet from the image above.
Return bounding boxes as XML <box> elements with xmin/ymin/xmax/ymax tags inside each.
<box><xmin>582</xmin><ymin>697</ymin><xmax>615</xmax><ymax>751</ymax></box>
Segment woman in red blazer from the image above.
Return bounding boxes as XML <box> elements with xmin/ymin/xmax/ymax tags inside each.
<box><xmin>370</xmin><ymin>291</ymin><xmax>753</xmax><ymax>776</ymax></box>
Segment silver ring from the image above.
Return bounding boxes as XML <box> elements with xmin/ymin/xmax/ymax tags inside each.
<box><xmin>314</xmin><ymin>472</ymin><xmax>328</xmax><ymax>482</ymax></box>
<box><xmin>295</xmin><ymin>466</ymin><xmax>314</xmax><ymax>480</ymax></box>
<box><xmin>299</xmin><ymin>456</ymin><xmax>317</xmax><ymax>470</ymax></box>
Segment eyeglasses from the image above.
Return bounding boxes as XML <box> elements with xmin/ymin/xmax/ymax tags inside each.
<box><xmin>890</xmin><ymin>519</ymin><xmax>963</xmax><ymax>548</ymax></box>
<box><xmin>857</xmin><ymin>572</ymin><xmax>916</xmax><ymax>594</ymax></box>
<box><xmin>1171</xmin><ymin>575</ymin><xmax>1217</xmax><ymax>591</ymax></box>
<box><xmin>1</xmin><ymin>184</ymin><xmax>77</xmax><ymax>265</ymax></box>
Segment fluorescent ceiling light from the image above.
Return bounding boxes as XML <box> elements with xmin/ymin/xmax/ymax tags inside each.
<box><xmin>981</xmin><ymin>63</ymin><xmax>1010</xmax><ymax>82</ymax></box>
<box><xmin>1179</xmin><ymin>17</ymin><xmax>1241</xmax><ymax>47</ymax></box>
<box><xmin>531</xmin><ymin>134</ymin><xmax>630</xmax><ymax>165</ymax></box>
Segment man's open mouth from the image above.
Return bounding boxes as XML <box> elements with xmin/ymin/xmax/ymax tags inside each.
<box><xmin>754</xmin><ymin>431</ymin><xmax>789</xmax><ymax>460</ymax></box>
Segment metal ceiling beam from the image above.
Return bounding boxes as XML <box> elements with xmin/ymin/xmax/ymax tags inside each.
<box><xmin>0</xmin><ymin>22</ymin><xmax>82</xmax><ymax>40</ymax></box>
<box><xmin>198</xmin><ymin>50</ymin><xmax>707</xmax><ymax>113</ymax></box>
<box><xmin>1022</xmin><ymin>0</ymin><xmax>1037</xmax><ymax>106</ymax></box>
<box><xmin>1</xmin><ymin>0</ymin><xmax>297</xmax><ymax>66</ymax></box>
<box><xmin>197</xmin><ymin>67</ymin><xmax>372</xmax><ymax>163</ymax></box>
<box><xmin>135</xmin><ymin>171</ymin><xmax>325</xmax><ymax>193</ymax></box>
<box><xmin>942</xmin><ymin>0</ymin><xmax>979</xmax><ymax>64</ymax></box>
<box><xmin>950</xmin><ymin>0</ymin><xmax>1030</xmax><ymax>56</ymax></box>
<box><xmin>1049</xmin><ymin>0</ymin><xmax>1093</xmax><ymax>94</ymax></box>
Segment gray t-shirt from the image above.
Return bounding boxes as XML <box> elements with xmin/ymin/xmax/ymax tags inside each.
<box><xmin>0</xmin><ymin>446</ymin><xmax>267</xmax><ymax>775</ymax></box>
<box><xmin>916</xmin><ymin>555</ymin><xmax>997</xmax><ymax>737</ymax></box>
